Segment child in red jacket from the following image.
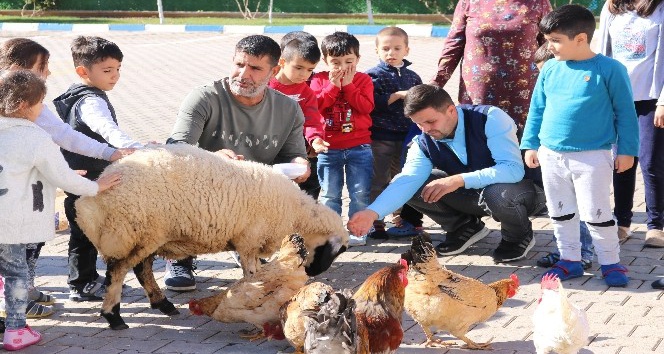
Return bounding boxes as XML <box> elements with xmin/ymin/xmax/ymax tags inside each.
<box><xmin>310</xmin><ymin>32</ymin><xmax>375</xmax><ymax>246</ymax></box>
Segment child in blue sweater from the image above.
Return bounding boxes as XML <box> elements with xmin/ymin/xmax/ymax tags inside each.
<box><xmin>521</xmin><ymin>5</ymin><xmax>639</xmax><ymax>287</ymax></box>
<box><xmin>365</xmin><ymin>27</ymin><xmax>422</xmax><ymax>239</ymax></box>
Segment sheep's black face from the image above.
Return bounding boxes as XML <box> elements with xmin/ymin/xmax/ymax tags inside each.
<box><xmin>305</xmin><ymin>239</ymin><xmax>347</xmax><ymax>276</ymax></box>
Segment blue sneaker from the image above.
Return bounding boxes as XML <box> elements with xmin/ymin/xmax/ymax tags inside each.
<box><xmin>386</xmin><ymin>221</ymin><xmax>423</xmax><ymax>238</ymax></box>
<box><xmin>164</xmin><ymin>259</ymin><xmax>197</xmax><ymax>292</ymax></box>
<box><xmin>542</xmin><ymin>260</ymin><xmax>584</xmax><ymax>281</ymax></box>
<box><xmin>601</xmin><ymin>263</ymin><xmax>629</xmax><ymax>287</ymax></box>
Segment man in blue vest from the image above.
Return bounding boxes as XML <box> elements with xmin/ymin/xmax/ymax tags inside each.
<box><xmin>348</xmin><ymin>84</ymin><xmax>545</xmax><ymax>262</ymax></box>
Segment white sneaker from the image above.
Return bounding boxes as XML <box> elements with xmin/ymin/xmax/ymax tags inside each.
<box><xmin>348</xmin><ymin>235</ymin><xmax>367</xmax><ymax>247</ymax></box>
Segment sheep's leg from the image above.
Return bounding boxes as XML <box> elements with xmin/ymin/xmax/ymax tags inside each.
<box><xmin>133</xmin><ymin>256</ymin><xmax>179</xmax><ymax>316</ymax></box>
<box><xmin>101</xmin><ymin>259</ymin><xmax>131</xmax><ymax>330</ymax></box>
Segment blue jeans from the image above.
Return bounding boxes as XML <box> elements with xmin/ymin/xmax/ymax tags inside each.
<box><xmin>0</xmin><ymin>243</ymin><xmax>29</xmax><ymax>329</ymax></box>
<box><xmin>550</xmin><ymin>222</ymin><xmax>595</xmax><ymax>262</ymax></box>
<box><xmin>637</xmin><ymin>100</ymin><xmax>664</xmax><ymax>230</ymax></box>
<box><xmin>317</xmin><ymin>144</ymin><xmax>373</xmax><ymax>218</ymax></box>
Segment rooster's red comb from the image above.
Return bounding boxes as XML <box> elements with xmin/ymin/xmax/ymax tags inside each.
<box><xmin>541</xmin><ymin>273</ymin><xmax>560</xmax><ymax>290</ymax></box>
<box><xmin>399</xmin><ymin>258</ymin><xmax>408</xmax><ymax>271</ymax></box>
<box><xmin>510</xmin><ymin>273</ymin><xmax>519</xmax><ymax>288</ymax></box>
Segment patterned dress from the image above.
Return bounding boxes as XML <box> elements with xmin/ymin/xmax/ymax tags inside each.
<box><xmin>431</xmin><ymin>0</ymin><xmax>552</xmax><ymax>128</ymax></box>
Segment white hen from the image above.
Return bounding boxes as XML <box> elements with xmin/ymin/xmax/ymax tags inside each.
<box><xmin>533</xmin><ymin>274</ymin><xmax>590</xmax><ymax>354</ymax></box>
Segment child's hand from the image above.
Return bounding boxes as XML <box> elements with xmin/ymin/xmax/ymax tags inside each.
<box><xmin>97</xmin><ymin>172</ymin><xmax>122</xmax><ymax>193</ymax></box>
<box><xmin>388</xmin><ymin>90</ymin><xmax>408</xmax><ymax>105</ymax></box>
<box><xmin>615</xmin><ymin>155</ymin><xmax>634</xmax><ymax>173</ymax></box>
<box><xmin>524</xmin><ymin>149</ymin><xmax>540</xmax><ymax>168</ymax></box>
<box><xmin>216</xmin><ymin>149</ymin><xmax>244</xmax><ymax>160</ymax></box>
<box><xmin>110</xmin><ymin>148</ymin><xmax>136</xmax><ymax>162</ymax></box>
<box><xmin>75</xmin><ymin>170</ymin><xmax>87</xmax><ymax>176</ymax></box>
<box><xmin>329</xmin><ymin>69</ymin><xmax>344</xmax><ymax>88</ymax></box>
<box><xmin>311</xmin><ymin>137</ymin><xmax>330</xmax><ymax>153</ymax></box>
<box><xmin>341</xmin><ymin>64</ymin><xmax>356</xmax><ymax>87</ymax></box>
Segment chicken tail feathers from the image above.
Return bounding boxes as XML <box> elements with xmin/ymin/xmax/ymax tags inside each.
<box><xmin>303</xmin><ymin>289</ymin><xmax>357</xmax><ymax>353</ymax></box>
<box><xmin>408</xmin><ymin>233</ymin><xmax>437</xmax><ymax>266</ymax></box>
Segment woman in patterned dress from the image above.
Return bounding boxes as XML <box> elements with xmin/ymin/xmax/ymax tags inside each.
<box><xmin>431</xmin><ymin>0</ymin><xmax>552</xmax><ymax>130</ymax></box>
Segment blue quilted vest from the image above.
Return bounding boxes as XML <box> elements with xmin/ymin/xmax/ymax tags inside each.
<box><xmin>417</xmin><ymin>105</ymin><xmax>495</xmax><ymax>176</ymax></box>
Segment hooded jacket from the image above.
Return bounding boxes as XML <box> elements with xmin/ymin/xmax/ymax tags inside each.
<box><xmin>0</xmin><ymin>117</ymin><xmax>98</xmax><ymax>244</ymax></box>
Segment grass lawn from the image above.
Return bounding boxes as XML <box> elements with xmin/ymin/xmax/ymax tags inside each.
<box><xmin>0</xmin><ymin>15</ymin><xmax>447</xmax><ymax>26</ymax></box>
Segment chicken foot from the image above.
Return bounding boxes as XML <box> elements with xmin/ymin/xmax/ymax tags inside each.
<box><xmin>239</xmin><ymin>328</ymin><xmax>266</xmax><ymax>341</ymax></box>
<box><xmin>422</xmin><ymin>328</ymin><xmax>454</xmax><ymax>348</ymax></box>
<box><xmin>459</xmin><ymin>335</ymin><xmax>492</xmax><ymax>350</ymax></box>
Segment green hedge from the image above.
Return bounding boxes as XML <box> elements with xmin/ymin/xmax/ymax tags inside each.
<box><xmin>0</xmin><ymin>0</ymin><xmax>605</xmax><ymax>15</ymax></box>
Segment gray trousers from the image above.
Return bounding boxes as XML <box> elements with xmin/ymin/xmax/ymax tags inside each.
<box><xmin>407</xmin><ymin>169</ymin><xmax>546</xmax><ymax>242</ymax></box>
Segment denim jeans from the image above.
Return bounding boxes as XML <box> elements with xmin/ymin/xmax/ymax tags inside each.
<box><xmin>317</xmin><ymin>144</ymin><xmax>373</xmax><ymax>218</ymax></box>
<box><xmin>406</xmin><ymin>169</ymin><xmax>546</xmax><ymax>243</ymax></box>
<box><xmin>0</xmin><ymin>243</ymin><xmax>29</xmax><ymax>329</ymax></box>
<box><xmin>370</xmin><ymin>140</ymin><xmax>404</xmax><ymax>202</ymax></box>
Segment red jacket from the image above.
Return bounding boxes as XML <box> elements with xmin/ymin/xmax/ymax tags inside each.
<box><xmin>310</xmin><ymin>72</ymin><xmax>374</xmax><ymax>149</ymax></box>
<box><xmin>269</xmin><ymin>79</ymin><xmax>325</xmax><ymax>145</ymax></box>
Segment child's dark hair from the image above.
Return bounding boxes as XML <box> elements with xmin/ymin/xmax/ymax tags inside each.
<box><xmin>280</xmin><ymin>31</ymin><xmax>318</xmax><ymax>50</ymax></box>
<box><xmin>0</xmin><ymin>70</ymin><xmax>46</xmax><ymax>117</ymax></box>
<box><xmin>235</xmin><ymin>35</ymin><xmax>282</xmax><ymax>67</ymax></box>
<box><xmin>539</xmin><ymin>4</ymin><xmax>597</xmax><ymax>42</ymax></box>
<box><xmin>321</xmin><ymin>32</ymin><xmax>360</xmax><ymax>58</ymax></box>
<box><xmin>282</xmin><ymin>38</ymin><xmax>321</xmax><ymax>64</ymax></box>
<box><xmin>376</xmin><ymin>26</ymin><xmax>410</xmax><ymax>46</ymax></box>
<box><xmin>404</xmin><ymin>84</ymin><xmax>454</xmax><ymax>117</ymax></box>
<box><xmin>0</xmin><ymin>38</ymin><xmax>49</xmax><ymax>73</ymax></box>
<box><xmin>534</xmin><ymin>43</ymin><xmax>554</xmax><ymax>65</ymax></box>
<box><xmin>71</xmin><ymin>36</ymin><xmax>123</xmax><ymax>68</ymax></box>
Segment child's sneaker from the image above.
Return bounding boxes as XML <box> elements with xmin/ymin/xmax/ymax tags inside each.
<box><xmin>3</xmin><ymin>325</ymin><xmax>41</xmax><ymax>351</ymax></box>
<box><xmin>386</xmin><ymin>221</ymin><xmax>424</xmax><ymax>238</ymax></box>
<box><xmin>601</xmin><ymin>263</ymin><xmax>629</xmax><ymax>287</ymax></box>
<box><xmin>348</xmin><ymin>235</ymin><xmax>367</xmax><ymax>247</ymax></box>
<box><xmin>542</xmin><ymin>260</ymin><xmax>584</xmax><ymax>281</ymax></box>
<box><xmin>69</xmin><ymin>280</ymin><xmax>106</xmax><ymax>302</ymax></box>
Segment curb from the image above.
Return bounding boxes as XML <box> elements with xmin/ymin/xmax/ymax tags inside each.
<box><xmin>0</xmin><ymin>23</ymin><xmax>449</xmax><ymax>37</ymax></box>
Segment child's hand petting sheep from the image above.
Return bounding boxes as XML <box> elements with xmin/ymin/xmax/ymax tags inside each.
<box><xmin>96</xmin><ymin>171</ymin><xmax>121</xmax><ymax>192</ymax></box>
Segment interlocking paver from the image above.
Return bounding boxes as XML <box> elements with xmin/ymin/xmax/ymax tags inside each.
<box><xmin>0</xmin><ymin>30</ymin><xmax>661</xmax><ymax>353</ymax></box>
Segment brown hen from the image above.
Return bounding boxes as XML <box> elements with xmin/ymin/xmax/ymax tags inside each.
<box><xmin>188</xmin><ymin>233</ymin><xmax>310</xmax><ymax>340</ymax></box>
<box><xmin>352</xmin><ymin>259</ymin><xmax>409</xmax><ymax>354</ymax></box>
<box><xmin>402</xmin><ymin>234</ymin><xmax>519</xmax><ymax>350</ymax></box>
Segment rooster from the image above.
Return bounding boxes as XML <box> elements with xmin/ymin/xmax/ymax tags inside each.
<box><xmin>402</xmin><ymin>234</ymin><xmax>519</xmax><ymax>350</ymax></box>
<box><xmin>280</xmin><ymin>282</ymin><xmax>335</xmax><ymax>353</ymax></box>
<box><xmin>188</xmin><ymin>233</ymin><xmax>310</xmax><ymax>340</ymax></box>
<box><xmin>302</xmin><ymin>289</ymin><xmax>361</xmax><ymax>354</ymax></box>
<box><xmin>352</xmin><ymin>259</ymin><xmax>409</xmax><ymax>354</ymax></box>
<box><xmin>532</xmin><ymin>273</ymin><xmax>590</xmax><ymax>354</ymax></box>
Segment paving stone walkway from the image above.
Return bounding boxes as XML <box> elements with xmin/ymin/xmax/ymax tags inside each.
<box><xmin>0</xmin><ymin>31</ymin><xmax>661</xmax><ymax>353</ymax></box>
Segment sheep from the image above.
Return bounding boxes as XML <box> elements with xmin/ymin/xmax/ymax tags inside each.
<box><xmin>74</xmin><ymin>144</ymin><xmax>349</xmax><ymax>330</ymax></box>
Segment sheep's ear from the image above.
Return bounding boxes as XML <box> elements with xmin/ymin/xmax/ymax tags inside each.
<box><xmin>305</xmin><ymin>238</ymin><xmax>346</xmax><ymax>276</ymax></box>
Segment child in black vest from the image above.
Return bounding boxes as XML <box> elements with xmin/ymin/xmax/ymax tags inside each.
<box><xmin>53</xmin><ymin>36</ymin><xmax>143</xmax><ymax>302</ymax></box>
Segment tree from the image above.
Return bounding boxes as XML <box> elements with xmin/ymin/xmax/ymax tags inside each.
<box><xmin>235</xmin><ymin>0</ymin><xmax>263</xmax><ymax>20</ymax></box>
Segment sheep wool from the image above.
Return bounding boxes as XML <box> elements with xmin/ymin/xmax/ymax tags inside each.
<box><xmin>75</xmin><ymin>143</ymin><xmax>349</xmax><ymax>330</ymax></box>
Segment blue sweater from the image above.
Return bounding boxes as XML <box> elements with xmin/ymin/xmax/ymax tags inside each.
<box><xmin>365</xmin><ymin>60</ymin><xmax>422</xmax><ymax>141</ymax></box>
<box><xmin>368</xmin><ymin>107</ymin><xmax>524</xmax><ymax>219</ymax></box>
<box><xmin>521</xmin><ymin>54</ymin><xmax>639</xmax><ymax>156</ymax></box>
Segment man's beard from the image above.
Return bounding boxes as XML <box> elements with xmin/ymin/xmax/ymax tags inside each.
<box><xmin>229</xmin><ymin>75</ymin><xmax>270</xmax><ymax>98</ymax></box>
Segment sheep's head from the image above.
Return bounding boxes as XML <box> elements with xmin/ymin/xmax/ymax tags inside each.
<box><xmin>305</xmin><ymin>233</ymin><xmax>347</xmax><ymax>276</ymax></box>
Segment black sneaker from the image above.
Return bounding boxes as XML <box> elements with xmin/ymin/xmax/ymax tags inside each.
<box><xmin>69</xmin><ymin>280</ymin><xmax>106</xmax><ymax>302</ymax></box>
<box><xmin>493</xmin><ymin>232</ymin><xmax>536</xmax><ymax>263</ymax></box>
<box><xmin>164</xmin><ymin>259</ymin><xmax>197</xmax><ymax>292</ymax></box>
<box><xmin>435</xmin><ymin>218</ymin><xmax>490</xmax><ymax>256</ymax></box>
